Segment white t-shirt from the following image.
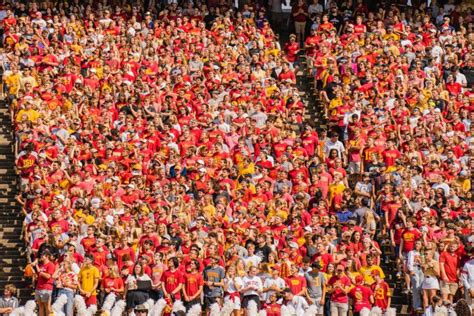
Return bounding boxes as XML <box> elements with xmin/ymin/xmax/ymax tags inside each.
<box><xmin>324</xmin><ymin>139</ymin><xmax>345</xmax><ymax>158</ymax></box>
<box><xmin>263</xmin><ymin>277</ymin><xmax>286</xmax><ymax>302</ymax></box>
<box><xmin>241</xmin><ymin>275</ymin><xmax>263</xmax><ymax>296</ymax></box>
<box><xmin>244</xmin><ymin>255</ymin><xmax>262</xmax><ymax>269</ymax></box>
<box><xmin>455</xmin><ymin>72</ymin><xmax>467</xmax><ymax>87</ymax></box>
<box><xmin>224</xmin><ymin>276</ymin><xmax>244</xmax><ymax>294</ymax></box>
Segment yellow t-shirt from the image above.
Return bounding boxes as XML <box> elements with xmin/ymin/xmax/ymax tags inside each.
<box><xmin>238</xmin><ymin>162</ymin><xmax>255</xmax><ymax>176</ymax></box>
<box><xmin>5</xmin><ymin>73</ymin><xmax>21</xmax><ymax>95</ymax></box>
<box><xmin>265</xmin><ymin>48</ymin><xmax>280</xmax><ymax>58</ymax></box>
<box><xmin>203</xmin><ymin>204</ymin><xmax>216</xmax><ymax>218</ymax></box>
<box><xmin>79</xmin><ymin>265</ymin><xmax>100</xmax><ymax>295</ymax></box>
<box><xmin>16</xmin><ymin>109</ymin><xmax>40</xmax><ymax>123</ymax></box>
<box><xmin>360</xmin><ymin>265</ymin><xmax>385</xmax><ymax>285</ymax></box>
<box><xmin>328</xmin><ymin>182</ymin><xmax>346</xmax><ymax>204</ymax></box>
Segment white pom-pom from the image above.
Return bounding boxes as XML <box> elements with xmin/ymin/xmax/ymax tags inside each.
<box><xmin>74</xmin><ymin>295</ymin><xmax>88</xmax><ymax>316</ymax></box>
<box><xmin>360</xmin><ymin>307</ymin><xmax>371</xmax><ymax>316</ymax></box>
<box><xmin>52</xmin><ymin>294</ymin><xmax>68</xmax><ymax>316</ymax></box>
<box><xmin>434</xmin><ymin>306</ymin><xmax>448</xmax><ymax>316</ymax></box>
<box><xmin>220</xmin><ymin>299</ymin><xmax>235</xmax><ymax>316</ymax></box>
<box><xmin>144</xmin><ymin>298</ymin><xmax>155</xmax><ymax>314</ymax></box>
<box><xmin>385</xmin><ymin>307</ymin><xmax>397</xmax><ymax>316</ymax></box>
<box><xmin>304</xmin><ymin>304</ymin><xmax>319</xmax><ymax>316</ymax></box>
<box><xmin>281</xmin><ymin>304</ymin><xmax>296</xmax><ymax>316</ymax></box>
<box><xmin>209</xmin><ymin>302</ymin><xmax>221</xmax><ymax>316</ymax></box>
<box><xmin>24</xmin><ymin>300</ymin><xmax>37</xmax><ymax>316</ymax></box>
<box><xmin>186</xmin><ymin>303</ymin><xmax>202</xmax><ymax>316</ymax></box>
<box><xmin>10</xmin><ymin>306</ymin><xmax>24</xmax><ymax>316</ymax></box>
<box><xmin>247</xmin><ymin>300</ymin><xmax>258</xmax><ymax>315</ymax></box>
<box><xmin>258</xmin><ymin>310</ymin><xmax>267</xmax><ymax>316</ymax></box>
<box><xmin>110</xmin><ymin>299</ymin><xmax>126</xmax><ymax>316</ymax></box>
<box><xmin>86</xmin><ymin>304</ymin><xmax>97</xmax><ymax>316</ymax></box>
<box><xmin>369</xmin><ymin>306</ymin><xmax>383</xmax><ymax>316</ymax></box>
<box><xmin>172</xmin><ymin>300</ymin><xmax>186</xmax><ymax>314</ymax></box>
<box><xmin>102</xmin><ymin>293</ymin><xmax>117</xmax><ymax>313</ymax></box>
<box><xmin>150</xmin><ymin>298</ymin><xmax>167</xmax><ymax>316</ymax></box>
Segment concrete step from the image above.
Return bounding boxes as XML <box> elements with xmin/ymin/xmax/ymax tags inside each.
<box><xmin>0</xmin><ymin>104</ymin><xmax>29</xmax><ymax>303</ymax></box>
<box><xmin>0</xmin><ymin>258</ymin><xmax>27</xmax><ymax>265</ymax></box>
<box><xmin>0</xmin><ymin>266</ymin><xmax>26</xmax><ymax>275</ymax></box>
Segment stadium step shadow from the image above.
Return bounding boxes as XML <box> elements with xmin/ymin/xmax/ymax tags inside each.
<box><xmin>296</xmin><ymin>51</ymin><xmax>411</xmax><ymax>315</ymax></box>
<box><xmin>0</xmin><ymin>104</ymin><xmax>32</xmax><ymax>305</ymax></box>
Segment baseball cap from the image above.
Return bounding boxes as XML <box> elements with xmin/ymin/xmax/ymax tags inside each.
<box><xmin>135</xmin><ymin>304</ymin><xmax>148</xmax><ymax>312</ymax></box>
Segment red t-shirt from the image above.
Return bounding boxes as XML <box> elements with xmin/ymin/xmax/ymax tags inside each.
<box><xmin>382</xmin><ymin>149</ymin><xmax>401</xmax><ymax>167</ymax></box>
<box><xmin>184</xmin><ymin>272</ymin><xmax>203</xmax><ymax>297</ymax></box>
<box><xmin>328</xmin><ymin>275</ymin><xmax>351</xmax><ymax>303</ymax></box>
<box><xmin>161</xmin><ymin>269</ymin><xmax>184</xmax><ymax>299</ymax></box>
<box><xmin>284</xmin><ymin>42</ymin><xmax>299</xmax><ymax>62</ymax></box>
<box><xmin>401</xmin><ymin>228</ymin><xmax>421</xmax><ymax>253</ymax></box>
<box><xmin>80</xmin><ymin>236</ymin><xmax>96</xmax><ymax>254</ymax></box>
<box><xmin>349</xmin><ymin>285</ymin><xmax>373</xmax><ymax>312</ymax></box>
<box><xmin>36</xmin><ymin>261</ymin><xmax>56</xmax><ymax>290</ymax></box>
<box><xmin>440</xmin><ymin>251</ymin><xmax>460</xmax><ymax>282</ymax></box>
<box><xmin>113</xmin><ymin>247</ymin><xmax>136</xmax><ymax>270</ymax></box>
<box><xmin>371</xmin><ymin>281</ymin><xmax>390</xmax><ymax>311</ymax></box>
<box><xmin>285</xmin><ymin>275</ymin><xmax>307</xmax><ymax>295</ymax></box>
<box><xmin>102</xmin><ymin>277</ymin><xmax>124</xmax><ymax>294</ymax></box>
<box><xmin>266</xmin><ymin>303</ymin><xmax>281</xmax><ymax>316</ymax></box>
<box><xmin>311</xmin><ymin>252</ymin><xmax>334</xmax><ymax>272</ymax></box>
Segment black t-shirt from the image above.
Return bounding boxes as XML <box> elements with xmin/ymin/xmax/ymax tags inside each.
<box><xmin>255</xmin><ymin>244</ymin><xmax>271</xmax><ymax>263</ymax></box>
<box><xmin>461</xmin><ymin>66</ymin><xmax>474</xmax><ymax>86</ymax></box>
<box><xmin>325</xmin><ymin>82</ymin><xmax>340</xmax><ymax>100</ymax></box>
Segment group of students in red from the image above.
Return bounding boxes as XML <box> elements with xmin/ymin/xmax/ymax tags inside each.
<box><xmin>1</xmin><ymin>0</ymin><xmax>473</xmax><ymax>315</ymax></box>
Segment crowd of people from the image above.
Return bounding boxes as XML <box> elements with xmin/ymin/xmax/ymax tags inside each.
<box><xmin>0</xmin><ymin>0</ymin><xmax>472</xmax><ymax>315</ymax></box>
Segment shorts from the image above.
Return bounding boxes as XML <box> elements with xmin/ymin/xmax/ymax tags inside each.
<box><xmin>242</xmin><ymin>294</ymin><xmax>260</xmax><ymax>309</ymax></box>
<box><xmin>204</xmin><ymin>296</ymin><xmax>219</xmax><ymax>309</ymax></box>
<box><xmin>295</xmin><ymin>21</ymin><xmax>306</xmax><ymax>34</ymax></box>
<box><xmin>185</xmin><ymin>297</ymin><xmax>201</xmax><ymax>310</ymax></box>
<box><xmin>440</xmin><ymin>281</ymin><xmax>458</xmax><ymax>296</ymax></box>
<box><xmin>35</xmin><ymin>289</ymin><xmax>52</xmax><ymax>303</ymax></box>
<box><xmin>84</xmin><ymin>295</ymin><xmax>97</xmax><ymax>306</ymax></box>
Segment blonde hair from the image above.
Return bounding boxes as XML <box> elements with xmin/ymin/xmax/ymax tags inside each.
<box><xmin>4</xmin><ymin>284</ymin><xmax>16</xmax><ymax>296</ymax></box>
<box><xmin>108</xmin><ymin>265</ymin><xmax>120</xmax><ymax>279</ymax></box>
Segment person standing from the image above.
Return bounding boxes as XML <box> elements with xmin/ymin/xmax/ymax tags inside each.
<box><xmin>223</xmin><ymin>265</ymin><xmax>243</xmax><ymax>315</ymax></box>
<box><xmin>78</xmin><ymin>254</ymin><xmax>100</xmax><ymax>308</ymax></box>
<box><xmin>241</xmin><ymin>266</ymin><xmax>263</xmax><ymax>315</ymax></box>
<box><xmin>407</xmin><ymin>239</ymin><xmax>424</xmax><ymax>312</ymax></box>
<box><xmin>183</xmin><ymin>260</ymin><xmax>203</xmax><ymax>311</ymax></box>
<box><xmin>305</xmin><ymin>262</ymin><xmax>326</xmax><ymax>316</ymax></box>
<box><xmin>53</xmin><ymin>260</ymin><xmax>78</xmax><ymax>316</ymax></box>
<box><xmin>349</xmin><ymin>275</ymin><xmax>374</xmax><ymax>315</ymax></box>
<box><xmin>371</xmin><ymin>269</ymin><xmax>391</xmax><ymax>313</ymax></box>
<box><xmin>161</xmin><ymin>257</ymin><xmax>183</xmax><ymax>304</ymax></box>
<box><xmin>291</xmin><ymin>0</ymin><xmax>308</xmax><ymax>43</ymax></box>
<box><xmin>203</xmin><ymin>256</ymin><xmax>225</xmax><ymax>312</ymax></box>
<box><xmin>327</xmin><ymin>264</ymin><xmax>351</xmax><ymax>316</ymax></box>
<box><xmin>440</xmin><ymin>241</ymin><xmax>461</xmax><ymax>304</ymax></box>
<box><xmin>263</xmin><ymin>265</ymin><xmax>286</xmax><ymax>304</ymax></box>
<box><xmin>33</xmin><ymin>250</ymin><xmax>56</xmax><ymax>316</ymax></box>
<box><xmin>268</xmin><ymin>0</ymin><xmax>283</xmax><ymax>27</ymax></box>
<box><xmin>461</xmin><ymin>246</ymin><xmax>474</xmax><ymax>311</ymax></box>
